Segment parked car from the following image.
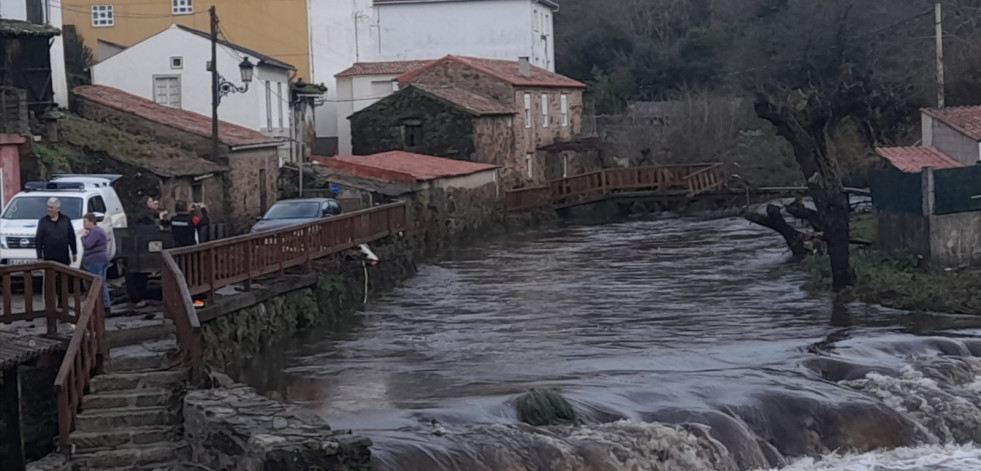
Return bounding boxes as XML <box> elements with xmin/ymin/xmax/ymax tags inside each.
<box><xmin>0</xmin><ymin>174</ymin><xmax>128</xmax><ymax>271</ymax></box>
<box><xmin>250</xmin><ymin>198</ymin><xmax>343</xmax><ymax>233</ymax></box>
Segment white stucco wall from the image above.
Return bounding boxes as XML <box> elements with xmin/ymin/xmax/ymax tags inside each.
<box><xmin>372</xmin><ymin>0</ymin><xmax>554</xmax><ymax>71</ymax></box>
<box><xmin>91</xmin><ymin>25</ymin><xmax>291</xmax><ymax>134</ymax></box>
<box><xmin>1</xmin><ymin>0</ymin><xmax>68</xmax><ymax>108</ymax></box>
<box><xmin>307</xmin><ymin>0</ymin><xmax>375</xmax><ymax>139</ymax></box>
<box><xmin>336</xmin><ymin>73</ymin><xmax>399</xmax><ymax>155</ymax></box>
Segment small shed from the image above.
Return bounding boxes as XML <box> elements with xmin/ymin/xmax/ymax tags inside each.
<box><xmin>0</xmin><ymin>19</ymin><xmax>60</xmax><ymax>112</ymax></box>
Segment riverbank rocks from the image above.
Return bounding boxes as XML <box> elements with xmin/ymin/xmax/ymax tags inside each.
<box><xmin>184</xmin><ymin>384</ymin><xmax>371</xmax><ymax>471</ymax></box>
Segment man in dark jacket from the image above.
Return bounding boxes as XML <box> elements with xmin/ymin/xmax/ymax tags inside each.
<box><xmin>134</xmin><ymin>196</ymin><xmax>169</xmax><ymax>226</ymax></box>
<box><xmin>170</xmin><ymin>200</ymin><xmax>209</xmax><ymax>247</ymax></box>
<box><xmin>36</xmin><ymin>197</ymin><xmax>78</xmax><ymax>265</ymax></box>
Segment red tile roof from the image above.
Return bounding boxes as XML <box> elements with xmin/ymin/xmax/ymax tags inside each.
<box><xmin>73</xmin><ymin>85</ymin><xmax>282</xmax><ymax>148</ymax></box>
<box><xmin>397</xmin><ymin>55</ymin><xmax>586</xmax><ymax>89</ymax></box>
<box><xmin>411</xmin><ymin>84</ymin><xmax>514</xmax><ymax>116</ymax></box>
<box><xmin>374</xmin><ymin>0</ymin><xmax>559</xmax><ymax>8</ymax></box>
<box><xmin>922</xmin><ymin>106</ymin><xmax>981</xmax><ymax>141</ymax></box>
<box><xmin>875</xmin><ymin>146</ymin><xmax>963</xmax><ymax>172</ymax></box>
<box><xmin>335</xmin><ymin>60</ymin><xmax>433</xmax><ymax>78</ymax></box>
<box><xmin>312</xmin><ymin>151</ymin><xmax>498</xmax><ymax>184</ymax></box>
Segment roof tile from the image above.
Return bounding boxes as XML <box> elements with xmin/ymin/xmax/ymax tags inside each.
<box><xmin>923</xmin><ymin>106</ymin><xmax>981</xmax><ymax>141</ymax></box>
<box><xmin>411</xmin><ymin>84</ymin><xmax>514</xmax><ymax>116</ymax></box>
<box><xmin>74</xmin><ymin>85</ymin><xmax>281</xmax><ymax>148</ymax></box>
<box><xmin>397</xmin><ymin>55</ymin><xmax>586</xmax><ymax>89</ymax></box>
<box><xmin>875</xmin><ymin>146</ymin><xmax>963</xmax><ymax>172</ymax></box>
<box><xmin>313</xmin><ymin>151</ymin><xmax>499</xmax><ymax>183</ymax></box>
<box><xmin>0</xmin><ymin>332</ymin><xmax>65</xmax><ymax>369</ymax></box>
<box><xmin>335</xmin><ymin>60</ymin><xmax>434</xmax><ymax>78</ymax></box>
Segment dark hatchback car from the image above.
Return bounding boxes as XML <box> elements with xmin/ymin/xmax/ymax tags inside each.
<box><xmin>250</xmin><ymin>198</ymin><xmax>343</xmax><ymax>233</ymax></box>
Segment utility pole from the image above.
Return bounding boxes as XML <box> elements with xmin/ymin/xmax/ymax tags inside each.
<box><xmin>935</xmin><ymin>1</ymin><xmax>945</xmax><ymax>109</ymax></box>
<box><xmin>210</xmin><ymin>5</ymin><xmax>219</xmax><ymax>159</ymax></box>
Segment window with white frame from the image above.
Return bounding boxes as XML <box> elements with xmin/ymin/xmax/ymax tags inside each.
<box><xmin>560</xmin><ymin>94</ymin><xmax>569</xmax><ymax>127</ymax></box>
<box><xmin>562</xmin><ymin>154</ymin><xmax>569</xmax><ymax>178</ymax></box>
<box><xmin>525</xmin><ymin>153</ymin><xmax>533</xmax><ymax>180</ymax></box>
<box><xmin>91</xmin><ymin>5</ymin><xmax>114</xmax><ymax>27</ymax></box>
<box><xmin>153</xmin><ymin>76</ymin><xmax>181</xmax><ymax>109</ymax></box>
<box><xmin>276</xmin><ymin>82</ymin><xmax>284</xmax><ymax>130</ymax></box>
<box><xmin>524</xmin><ymin>93</ymin><xmax>532</xmax><ymax>128</ymax></box>
<box><xmin>541</xmin><ymin>93</ymin><xmax>549</xmax><ymax>127</ymax></box>
<box><xmin>170</xmin><ymin>56</ymin><xmax>183</xmax><ymax>69</ymax></box>
<box><xmin>265</xmin><ymin>81</ymin><xmax>272</xmax><ymax>130</ymax></box>
<box><xmin>172</xmin><ymin>0</ymin><xmax>193</xmax><ymax>15</ymax></box>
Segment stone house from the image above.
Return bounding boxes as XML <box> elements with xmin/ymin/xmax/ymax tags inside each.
<box><xmin>310</xmin><ymin>151</ymin><xmax>500</xmax><ymax>248</ymax></box>
<box><xmin>349</xmin><ymin>55</ymin><xmax>587</xmax><ymax>187</ymax></box>
<box><xmin>73</xmin><ymin>85</ymin><xmax>282</xmax><ymax>231</ymax></box>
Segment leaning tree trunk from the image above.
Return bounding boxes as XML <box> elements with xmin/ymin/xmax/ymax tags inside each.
<box><xmin>755</xmin><ymin>94</ymin><xmax>855</xmax><ymax>291</ymax></box>
<box><xmin>744</xmin><ymin>204</ymin><xmax>812</xmax><ymax>261</ymax></box>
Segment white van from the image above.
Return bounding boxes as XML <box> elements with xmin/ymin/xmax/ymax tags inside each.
<box><xmin>0</xmin><ymin>174</ymin><xmax>128</xmax><ymax>271</ymax></box>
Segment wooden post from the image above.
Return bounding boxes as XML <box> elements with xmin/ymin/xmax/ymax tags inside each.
<box><xmin>208</xmin><ymin>248</ymin><xmax>216</xmax><ymax>302</ymax></box>
<box><xmin>44</xmin><ymin>268</ymin><xmax>56</xmax><ymax>336</ymax></box>
<box><xmin>244</xmin><ymin>240</ymin><xmax>253</xmax><ymax>291</ymax></box>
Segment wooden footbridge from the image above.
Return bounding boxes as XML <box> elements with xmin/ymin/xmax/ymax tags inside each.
<box><xmin>504</xmin><ymin>164</ymin><xmax>729</xmax><ymax>212</ymax></box>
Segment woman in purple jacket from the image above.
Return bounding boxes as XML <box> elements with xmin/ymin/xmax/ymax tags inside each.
<box><xmin>81</xmin><ymin>213</ymin><xmax>111</xmax><ymax>314</ymax></box>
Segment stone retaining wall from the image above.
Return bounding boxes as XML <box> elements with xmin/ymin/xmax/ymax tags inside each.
<box><xmin>184</xmin><ymin>376</ymin><xmax>371</xmax><ymax>471</ymax></box>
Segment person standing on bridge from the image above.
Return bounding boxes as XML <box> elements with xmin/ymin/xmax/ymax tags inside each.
<box><xmin>81</xmin><ymin>212</ymin><xmax>111</xmax><ymax>315</ymax></box>
<box><xmin>35</xmin><ymin>197</ymin><xmax>77</xmax><ymax>310</ymax></box>
<box><xmin>36</xmin><ymin>197</ymin><xmax>77</xmax><ymax>265</ymax></box>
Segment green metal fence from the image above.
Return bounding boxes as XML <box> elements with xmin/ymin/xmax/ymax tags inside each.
<box><xmin>869</xmin><ymin>167</ymin><xmax>923</xmax><ymax>215</ymax></box>
<box><xmin>933</xmin><ymin>165</ymin><xmax>981</xmax><ymax>215</ymax></box>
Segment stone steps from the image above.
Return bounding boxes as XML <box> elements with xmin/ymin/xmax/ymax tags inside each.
<box><xmin>89</xmin><ymin>369</ymin><xmax>188</xmax><ymax>393</ymax></box>
<box><xmin>83</xmin><ymin>388</ymin><xmax>178</xmax><ymax>410</ymax></box>
<box><xmin>105</xmin><ymin>343</ymin><xmax>180</xmax><ymax>374</ymax></box>
<box><xmin>75</xmin><ymin>406</ymin><xmax>180</xmax><ymax>432</ymax></box>
<box><xmin>73</xmin><ymin>443</ymin><xmax>190</xmax><ymax>469</ymax></box>
<box><xmin>70</xmin><ymin>425</ymin><xmax>182</xmax><ymax>452</ymax></box>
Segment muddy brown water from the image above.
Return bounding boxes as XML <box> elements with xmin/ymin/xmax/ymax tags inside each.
<box><xmin>235</xmin><ymin>216</ymin><xmax>981</xmax><ymax>470</ymax></box>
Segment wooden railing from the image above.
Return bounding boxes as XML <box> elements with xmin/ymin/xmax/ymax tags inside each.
<box><xmin>504</xmin><ymin>186</ymin><xmax>552</xmax><ymax>213</ymax></box>
<box><xmin>161</xmin><ymin>202</ymin><xmax>409</xmax><ymax>375</ymax></box>
<box><xmin>506</xmin><ymin>164</ymin><xmax>728</xmax><ymax>212</ymax></box>
<box><xmin>0</xmin><ymin>262</ymin><xmax>106</xmax><ymax>451</ymax></box>
<box><xmin>683</xmin><ymin>163</ymin><xmax>726</xmax><ymax>196</ymax></box>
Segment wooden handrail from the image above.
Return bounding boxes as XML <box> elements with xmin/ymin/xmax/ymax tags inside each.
<box><xmin>161</xmin><ymin>201</ymin><xmax>409</xmax><ymax>378</ymax></box>
<box><xmin>504</xmin><ymin>164</ymin><xmax>728</xmax><ymax>212</ymax></box>
<box><xmin>0</xmin><ymin>262</ymin><xmax>105</xmax><ymax>452</ymax></box>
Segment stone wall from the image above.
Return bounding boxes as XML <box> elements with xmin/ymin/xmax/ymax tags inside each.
<box><xmin>225</xmin><ymin>150</ymin><xmax>280</xmax><ymax>233</ymax></box>
<box><xmin>473</xmin><ymin>116</ymin><xmax>521</xmax><ymax>187</ymax></box>
<box><xmin>184</xmin><ymin>380</ymin><xmax>371</xmax><ymax>471</ymax></box>
<box><xmin>16</xmin><ymin>352</ymin><xmax>63</xmax><ymax>462</ymax></box>
<box><xmin>407</xmin><ymin>182</ymin><xmax>504</xmax><ymax>255</ymax></box>
<box><xmin>200</xmin><ymin>240</ymin><xmax>416</xmax><ymax>374</ymax></box>
<box><xmin>350</xmin><ymin>87</ymin><xmax>477</xmax><ymax>162</ymax></box>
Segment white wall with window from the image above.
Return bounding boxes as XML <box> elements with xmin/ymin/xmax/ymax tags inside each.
<box><xmin>91</xmin><ymin>24</ymin><xmax>293</xmax><ymax>137</ymax></box>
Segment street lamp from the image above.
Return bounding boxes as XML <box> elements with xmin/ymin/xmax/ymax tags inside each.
<box><xmin>217</xmin><ymin>57</ymin><xmax>255</xmax><ymax>101</ymax></box>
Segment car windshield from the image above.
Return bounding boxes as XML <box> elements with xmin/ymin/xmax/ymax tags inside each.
<box><xmin>1</xmin><ymin>196</ymin><xmax>84</xmax><ymax>220</ymax></box>
<box><xmin>262</xmin><ymin>202</ymin><xmax>320</xmax><ymax>220</ymax></box>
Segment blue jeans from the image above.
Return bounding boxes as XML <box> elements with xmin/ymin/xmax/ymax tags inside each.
<box><xmin>85</xmin><ymin>262</ymin><xmax>111</xmax><ymax>311</ymax></box>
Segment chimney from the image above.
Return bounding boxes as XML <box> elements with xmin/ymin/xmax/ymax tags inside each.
<box><xmin>518</xmin><ymin>57</ymin><xmax>531</xmax><ymax>77</ymax></box>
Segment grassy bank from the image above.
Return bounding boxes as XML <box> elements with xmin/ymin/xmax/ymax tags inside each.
<box><xmin>803</xmin><ymin>214</ymin><xmax>981</xmax><ymax>314</ymax></box>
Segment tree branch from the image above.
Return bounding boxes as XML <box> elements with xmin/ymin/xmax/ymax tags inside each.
<box><xmin>744</xmin><ymin>204</ymin><xmax>813</xmax><ymax>261</ymax></box>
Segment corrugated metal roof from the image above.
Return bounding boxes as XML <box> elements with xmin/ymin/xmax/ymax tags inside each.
<box><xmin>0</xmin><ymin>332</ymin><xmax>66</xmax><ymax>369</ymax></box>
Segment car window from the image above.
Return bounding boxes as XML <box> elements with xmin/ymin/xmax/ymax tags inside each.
<box><xmin>263</xmin><ymin>202</ymin><xmax>320</xmax><ymax>219</ymax></box>
<box><xmin>1</xmin><ymin>196</ymin><xmax>84</xmax><ymax>220</ymax></box>
<box><xmin>326</xmin><ymin>201</ymin><xmax>342</xmax><ymax>215</ymax></box>
<box><xmin>88</xmin><ymin>196</ymin><xmax>107</xmax><ymax>213</ymax></box>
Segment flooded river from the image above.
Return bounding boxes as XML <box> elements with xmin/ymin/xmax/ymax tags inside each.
<box><xmin>237</xmin><ymin>216</ymin><xmax>981</xmax><ymax>470</ymax></box>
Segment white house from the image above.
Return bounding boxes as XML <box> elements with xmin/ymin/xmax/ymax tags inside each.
<box><xmin>307</xmin><ymin>0</ymin><xmax>558</xmax><ymax>155</ymax></box>
<box><xmin>91</xmin><ymin>24</ymin><xmax>295</xmax><ymax>139</ymax></box>
<box><xmin>0</xmin><ymin>0</ymin><xmax>68</xmax><ymax>108</ymax></box>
